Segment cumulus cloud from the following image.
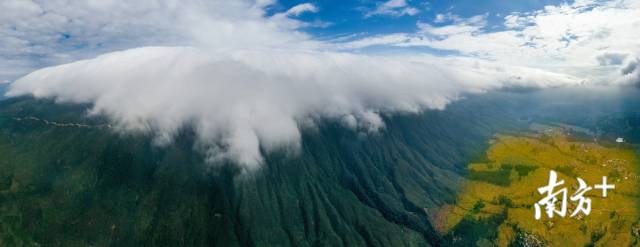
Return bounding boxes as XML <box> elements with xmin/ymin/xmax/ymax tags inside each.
<box><xmin>417</xmin><ymin>14</ymin><xmax>487</xmax><ymax>37</ymax></box>
<box><xmin>365</xmin><ymin>0</ymin><xmax>419</xmax><ymax>18</ymax></box>
<box><xmin>341</xmin><ymin>0</ymin><xmax>640</xmax><ymax>84</ymax></box>
<box><xmin>433</xmin><ymin>12</ymin><xmax>463</xmax><ymax>24</ymax></box>
<box><xmin>0</xmin><ymin>0</ymin><xmax>187</xmax><ymax>80</ymax></box>
<box><xmin>619</xmin><ymin>58</ymin><xmax>640</xmax><ymax>86</ymax></box>
<box><xmin>596</xmin><ymin>52</ymin><xmax>628</xmax><ymax>66</ymax></box>
<box><xmin>6</xmin><ymin>0</ymin><xmax>585</xmax><ymax>169</ymax></box>
<box><xmin>0</xmin><ymin>0</ymin><xmax>321</xmax><ymax>81</ymax></box>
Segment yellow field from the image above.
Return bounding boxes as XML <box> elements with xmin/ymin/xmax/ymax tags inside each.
<box><xmin>435</xmin><ymin>125</ymin><xmax>640</xmax><ymax>246</ymax></box>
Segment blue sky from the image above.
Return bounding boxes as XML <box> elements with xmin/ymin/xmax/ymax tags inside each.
<box><xmin>0</xmin><ymin>0</ymin><xmax>638</xmax><ymax>83</ymax></box>
<box><xmin>4</xmin><ymin>0</ymin><xmax>640</xmax><ymax>166</ymax></box>
<box><xmin>271</xmin><ymin>0</ymin><xmax>571</xmax><ymax>38</ymax></box>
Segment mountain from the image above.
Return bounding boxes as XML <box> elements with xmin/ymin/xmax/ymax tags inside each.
<box><xmin>0</xmin><ymin>88</ymin><xmax>638</xmax><ymax>246</ymax></box>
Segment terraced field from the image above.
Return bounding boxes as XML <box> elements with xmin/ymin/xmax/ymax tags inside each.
<box><xmin>437</xmin><ymin>124</ymin><xmax>640</xmax><ymax>246</ymax></box>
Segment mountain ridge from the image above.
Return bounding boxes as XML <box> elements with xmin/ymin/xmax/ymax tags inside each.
<box><xmin>2</xmin><ymin>89</ymin><xmax>633</xmax><ymax>246</ymax></box>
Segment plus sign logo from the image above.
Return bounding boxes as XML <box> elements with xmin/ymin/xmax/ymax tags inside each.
<box><xmin>594</xmin><ymin>176</ymin><xmax>615</xmax><ymax>197</ymax></box>
<box><xmin>534</xmin><ymin>170</ymin><xmax>615</xmax><ymax>220</ymax></box>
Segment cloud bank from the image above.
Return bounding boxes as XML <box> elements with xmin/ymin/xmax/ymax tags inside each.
<box><xmin>5</xmin><ymin>0</ymin><xmax>587</xmax><ymax>169</ymax></box>
<box><xmin>7</xmin><ymin>47</ymin><xmax>579</xmax><ymax>169</ymax></box>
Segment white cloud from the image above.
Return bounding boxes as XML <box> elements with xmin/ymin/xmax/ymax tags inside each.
<box><xmin>4</xmin><ymin>0</ymin><xmax>593</xmax><ymax>169</ymax></box>
<box><xmin>596</xmin><ymin>52</ymin><xmax>628</xmax><ymax>66</ymax></box>
<box><xmin>417</xmin><ymin>14</ymin><xmax>487</xmax><ymax>37</ymax></box>
<box><xmin>7</xmin><ymin>47</ymin><xmax>579</xmax><ymax>169</ymax></box>
<box><xmin>0</xmin><ymin>0</ymin><xmax>321</xmax><ymax>81</ymax></box>
<box><xmin>341</xmin><ymin>0</ymin><xmax>640</xmax><ymax>85</ymax></box>
<box><xmin>433</xmin><ymin>12</ymin><xmax>462</xmax><ymax>23</ymax></box>
<box><xmin>619</xmin><ymin>58</ymin><xmax>640</xmax><ymax>86</ymax></box>
<box><xmin>365</xmin><ymin>0</ymin><xmax>419</xmax><ymax>18</ymax></box>
<box><xmin>284</xmin><ymin>3</ymin><xmax>318</xmax><ymax>16</ymax></box>
<box><xmin>337</xmin><ymin>33</ymin><xmax>412</xmax><ymax>49</ymax></box>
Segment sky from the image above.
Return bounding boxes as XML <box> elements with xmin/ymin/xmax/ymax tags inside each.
<box><xmin>274</xmin><ymin>0</ymin><xmax>568</xmax><ymax>38</ymax></box>
<box><xmin>4</xmin><ymin>0</ymin><xmax>640</xmax><ymax>82</ymax></box>
<box><xmin>3</xmin><ymin>0</ymin><xmax>640</xmax><ymax>169</ymax></box>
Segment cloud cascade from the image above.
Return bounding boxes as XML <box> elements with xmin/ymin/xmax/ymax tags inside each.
<box><xmin>7</xmin><ymin>47</ymin><xmax>579</xmax><ymax>168</ymax></box>
<box><xmin>7</xmin><ymin>0</ymin><xmax>582</xmax><ymax>169</ymax></box>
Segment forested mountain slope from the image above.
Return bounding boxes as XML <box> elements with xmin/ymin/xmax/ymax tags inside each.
<box><xmin>0</xmin><ymin>89</ymin><xmax>636</xmax><ymax>246</ymax></box>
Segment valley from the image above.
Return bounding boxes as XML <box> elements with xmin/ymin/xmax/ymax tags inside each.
<box><xmin>438</xmin><ymin>124</ymin><xmax>640</xmax><ymax>246</ymax></box>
